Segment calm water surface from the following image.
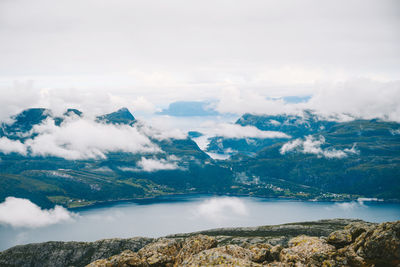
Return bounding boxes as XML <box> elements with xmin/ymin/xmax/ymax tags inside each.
<box><xmin>1</xmin><ymin>195</ymin><xmax>399</xmax><ymax>251</ymax></box>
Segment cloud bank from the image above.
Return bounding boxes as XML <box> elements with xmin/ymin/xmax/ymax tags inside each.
<box><xmin>0</xmin><ymin>116</ymin><xmax>161</xmax><ymax>160</ymax></box>
<box><xmin>216</xmin><ymin>80</ymin><xmax>400</xmax><ymax>122</ymax></box>
<box><xmin>280</xmin><ymin>135</ymin><xmax>359</xmax><ymax>159</ymax></box>
<box><xmin>0</xmin><ymin>197</ymin><xmax>75</xmax><ymax>228</ymax></box>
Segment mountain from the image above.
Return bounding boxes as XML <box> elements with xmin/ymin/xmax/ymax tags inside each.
<box><xmin>0</xmin><ymin>108</ymin><xmax>51</xmax><ymax>139</ymax></box>
<box><xmin>96</xmin><ymin>107</ymin><xmax>136</xmax><ymax>125</ymax></box>
<box><xmin>0</xmin><ymin>108</ymin><xmax>399</xmax><ymax>209</ymax></box>
<box><xmin>206</xmin><ymin>111</ymin><xmax>337</xmax><ymax>155</ymax></box>
<box><xmin>1</xmin><ymin>219</ymin><xmax>399</xmax><ymax>267</ymax></box>
<box><xmin>0</xmin><ymin>108</ymin><xmax>233</xmax><ymax>208</ymax></box>
<box><xmin>209</xmin><ymin>113</ymin><xmax>400</xmax><ymax>199</ymax></box>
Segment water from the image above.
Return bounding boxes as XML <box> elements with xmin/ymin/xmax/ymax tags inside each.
<box><xmin>1</xmin><ymin>195</ymin><xmax>399</xmax><ymax>251</ymax></box>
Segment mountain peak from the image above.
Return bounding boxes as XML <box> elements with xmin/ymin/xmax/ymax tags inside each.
<box><xmin>97</xmin><ymin>107</ymin><xmax>136</xmax><ymax>125</ymax></box>
<box><xmin>64</xmin><ymin>108</ymin><xmax>83</xmax><ymax>117</ymax></box>
<box><xmin>8</xmin><ymin>108</ymin><xmax>52</xmax><ymax>132</ymax></box>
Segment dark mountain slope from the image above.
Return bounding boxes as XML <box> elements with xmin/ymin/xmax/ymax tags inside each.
<box><xmin>223</xmin><ymin>116</ymin><xmax>400</xmax><ymax>199</ymax></box>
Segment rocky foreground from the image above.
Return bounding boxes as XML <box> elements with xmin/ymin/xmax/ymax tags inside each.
<box><xmin>0</xmin><ymin>219</ymin><xmax>399</xmax><ymax>267</ymax></box>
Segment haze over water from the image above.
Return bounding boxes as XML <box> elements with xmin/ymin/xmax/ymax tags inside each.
<box><xmin>1</xmin><ymin>196</ymin><xmax>399</xmax><ymax>251</ymax></box>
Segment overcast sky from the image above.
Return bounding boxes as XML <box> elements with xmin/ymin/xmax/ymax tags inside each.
<box><xmin>0</xmin><ymin>0</ymin><xmax>399</xmax><ymax>119</ymax></box>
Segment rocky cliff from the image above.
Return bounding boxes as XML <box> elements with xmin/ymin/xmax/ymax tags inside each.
<box><xmin>1</xmin><ymin>219</ymin><xmax>399</xmax><ymax>267</ymax></box>
<box><xmin>0</xmin><ymin>238</ymin><xmax>153</xmax><ymax>267</ymax></box>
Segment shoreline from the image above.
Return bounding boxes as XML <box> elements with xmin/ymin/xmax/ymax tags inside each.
<box><xmin>67</xmin><ymin>192</ymin><xmax>397</xmax><ymax>212</ymax></box>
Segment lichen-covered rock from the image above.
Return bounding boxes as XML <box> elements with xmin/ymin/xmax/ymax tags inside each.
<box><xmin>86</xmin><ymin>250</ymin><xmax>140</xmax><ymax>267</ymax></box>
<box><xmin>345</xmin><ymin>220</ymin><xmax>400</xmax><ymax>266</ymax></box>
<box><xmin>270</xmin><ymin>245</ymin><xmax>283</xmax><ymax>261</ymax></box>
<box><xmin>328</xmin><ymin>221</ymin><xmax>373</xmax><ymax>249</ymax></box>
<box><xmin>249</xmin><ymin>243</ymin><xmax>273</xmax><ymax>263</ymax></box>
<box><xmin>344</xmin><ymin>221</ymin><xmax>373</xmax><ymax>241</ymax></box>
<box><xmin>280</xmin><ymin>235</ymin><xmax>336</xmax><ymax>266</ymax></box>
<box><xmin>174</xmin><ymin>234</ymin><xmax>217</xmax><ymax>266</ymax></box>
<box><xmin>4</xmin><ymin>219</ymin><xmax>400</xmax><ymax>267</ymax></box>
<box><xmin>180</xmin><ymin>245</ymin><xmax>260</xmax><ymax>267</ymax></box>
<box><xmin>327</xmin><ymin>229</ymin><xmax>352</xmax><ymax>248</ymax></box>
<box><xmin>86</xmin><ymin>239</ymin><xmax>182</xmax><ymax>267</ymax></box>
<box><xmin>137</xmin><ymin>238</ymin><xmax>182</xmax><ymax>267</ymax></box>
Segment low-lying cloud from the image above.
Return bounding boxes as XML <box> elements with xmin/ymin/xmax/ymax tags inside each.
<box><xmin>195</xmin><ymin>197</ymin><xmax>248</xmax><ymax>223</ymax></box>
<box><xmin>0</xmin><ymin>116</ymin><xmax>161</xmax><ymax>160</ymax></box>
<box><xmin>280</xmin><ymin>135</ymin><xmax>359</xmax><ymax>159</ymax></box>
<box><xmin>192</xmin><ymin>122</ymin><xmax>290</xmax><ymax>152</ymax></box>
<box><xmin>0</xmin><ymin>197</ymin><xmax>76</xmax><ymax>228</ymax></box>
<box><xmin>119</xmin><ymin>156</ymin><xmax>182</xmax><ymax>172</ymax></box>
<box><xmin>137</xmin><ymin>157</ymin><xmax>181</xmax><ymax>172</ymax></box>
<box><xmin>199</xmin><ymin>122</ymin><xmax>290</xmax><ymax>139</ymax></box>
<box><xmin>139</xmin><ymin>123</ymin><xmax>187</xmax><ymax>141</ymax></box>
<box><xmin>332</xmin><ymin>201</ymin><xmax>366</xmax><ymax>211</ymax></box>
<box><xmin>0</xmin><ymin>137</ymin><xmax>27</xmax><ymax>155</ymax></box>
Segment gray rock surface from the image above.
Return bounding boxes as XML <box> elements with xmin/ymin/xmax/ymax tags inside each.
<box><xmin>168</xmin><ymin>218</ymin><xmax>366</xmax><ymax>247</ymax></box>
<box><xmin>0</xmin><ymin>237</ymin><xmax>153</xmax><ymax>267</ymax></box>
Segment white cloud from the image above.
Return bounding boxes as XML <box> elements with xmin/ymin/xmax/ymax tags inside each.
<box><xmin>117</xmin><ymin>166</ymin><xmax>137</xmax><ymax>172</ymax></box>
<box><xmin>390</xmin><ymin>129</ymin><xmax>400</xmax><ymax>135</ymax></box>
<box><xmin>215</xmin><ymin>80</ymin><xmax>400</xmax><ymax>122</ymax></box>
<box><xmin>280</xmin><ymin>135</ymin><xmax>359</xmax><ymax>159</ymax></box>
<box><xmin>0</xmin><ymin>0</ymin><xmax>398</xmax><ymax>83</ymax></box>
<box><xmin>216</xmin><ymin>86</ymin><xmax>300</xmax><ymax>116</ymax></box>
<box><xmin>0</xmin><ymin>137</ymin><xmax>27</xmax><ymax>155</ymax></box>
<box><xmin>332</xmin><ymin>201</ymin><xmax>366</xmax><ymax>211</ymax></box>
<box><xmin>132</xmin><ymin>96</ymin><xmax>157</xmax><ymax>113</ymax></box>
<box><xmin>135</xmin><ymin>156</ymin><xmax>181</xmax><ymax>172</ymax></box>
<box><xmin>206</xmin><ymin>152</ymin><xmax>231</xmax><ymax>160</ymax></box>
<box><xmin>199</xmin><ymin>122</ymin><xmax>290</xmax><ymax>139</ymax></box>
<box><xmin>19</xmin><ymin>117</ymin><xmax>160</xmax><ymax>160</ymax></box>
<box><xmin>195</xmin><ymin>197</ymin><xmax>248</xmax><ymax>223</ymax></box>
<box><xmin>109</xmin><ymin>95</ymin><xmax>156</xmax><ymax>114</ymax></box>
<box><xmin>119</xmin><ymin>156</ymin><xmax>183</xmax><ymax>172</ymax></box>
<box><xmin>0</xmin><ymin>197</ymin><xmax>75</xmax><ymax>228</ymax></box>
<box><xmin>139</xmin><ymin>122</ymin><xmax>187</xmax><ymax>141</ymax></box>
<box><xmin>191</xmin><ymin>121</ymin><xmax>290</xmax><ymax>152</ymax></box>
<box><xmin>0</xmin><ymin>0</ymin><xmax>398</xmax><ymax>124</ymax></box>
<box><xmin>308</xmin><ymin>79</ymin><xmax>400</xmax><ymax>122</ymax></box>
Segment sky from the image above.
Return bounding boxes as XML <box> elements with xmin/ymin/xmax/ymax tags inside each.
<box><xmin>1</xmin><ymin>0</ymin><xmax>400</xmax><ymax>235</ymax></box>
<box><xmin>0</xmin><ymin>0</ymin><xmax>399</xmax><ymax>120</ymax></box>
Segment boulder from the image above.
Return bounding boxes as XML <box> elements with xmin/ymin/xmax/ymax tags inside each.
<box><xmin>86</xmin><ymin>250</ymin><xmax>139</xmax><ymax>267</ymax></box>
<box><xmin>180</xmin><ymin>245</ymin><xmax>260</xmax><ymax>267</ymax></box>
<box><xmin>249</xmin><ymin>243</ymin><xmax>273</xmax><ymax>263</ymax></box>
<box><xmin>269</xmin><ymin>245</ymin><xmax>283</xmax><ymax>261</ymax></box>
<box><xmin>280</xmin><ymin>235</ymin><xmax>336</xmax><ymax>266</ymax></box>
<box><xmin>137</xmin><ymin>238</ymin><xmax>182</xmax><ymax>267</ymax></box>
<box><xmin>86</xmin><ymin>238</ymin><xmax>181</xmax><ymax>267</ymax></box>
<box><xmin>346</xmin><ymin>220</ymin><xmax>400</xmax><ymax>266</ymax></box>
<box><xmin>328</xmin><ymin>221</ymin><xmax>373</xmax><ymax>248</ymax></box>
<box><xmin>174</xmin><ymin>234</ymin><xmax>217</xmax><ymax>266</ymax></box>
<box><xmin>327</xmin><ymin>229</ymin><xmax>353</xmax><ymax>248</ymax></box>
